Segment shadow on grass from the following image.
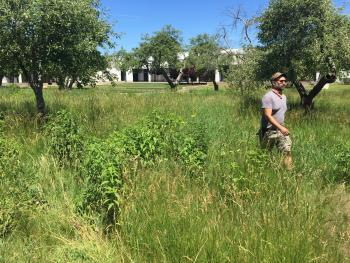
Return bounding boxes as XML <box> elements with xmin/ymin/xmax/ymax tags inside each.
<box><xmin>0</xmin><ymin>99</ymin><xmax>70</xmax><ymax>133</ymax></box>
<box><xmin>0</xmin><ymin>100</ymin><xmax>37</xmax><ymax>117</ymax></box>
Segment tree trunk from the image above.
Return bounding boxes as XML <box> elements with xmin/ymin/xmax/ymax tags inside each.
<box><xmin>0</xmin><ymin>75</ymin><xmax>3</xmax><ymax>86</ymax></box>
<box><xmin>304</xmin><ymin>73</ymin><xmax>336</xmax><ymax>107</ymax></box>
<box><xmin>160</xmin><ymin>68</ymin><xmax>176</xmax><ymax>89</ymax></box>
<box><xmin>31</xmin><ymin>82</ymin><xmax>45</xmax><ymax>116</ymax></box>
<box><xmin>293</xmin><ymin>73</ymin><xmax>336</xmax><ymax>109</ymax></box>
<box><xmin>175</xmin><ymin>68</ymin><xmax>183</xmax><ymax>85</ymax></box>
<box><xmin>58</xmin><ymin>76</ymin><xmax>75</xmax><ymax>90</ymax></box>
<box><xmin>292</xmin><ymin>80</ymin><xmax>308</xmax><ymax>105</ymax></box>
<box><xmin>57</xmin><ymin>76</ymin><xmax>65</xmax><ymax>90</ymax></box>
<box><xmin>68</xmin><ymin>78</ymin><xmax>75</xmax><ymax>89</ymax></box>
<box><xmin>64</xmin><ymin>77</ymin><xmax>70</xmax><ymax>89</ymax></box>
<box><xmin>213</xmin><ymin>80</ymin><xmax>219</xmax><ymax>91</ymax></box>
<box><xmin>19</xmin><ymin>64</ymin><xmax>46</xmax><ymax>116</ymax></box>
<box><xmin>27</xmin><ymin>71</ymin><xmax>46</xmax><ymax>115</ymax></box>
<box><xmin>76</xmin><ymin>80</ymin><xmax>83</xmax><ymax>89</ymax></box>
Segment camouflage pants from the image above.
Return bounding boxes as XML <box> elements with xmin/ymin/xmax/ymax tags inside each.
<box><xmin>259</xmin><ymin>129</ymin><xmax>292</xmax><ymax>153</ymax></box>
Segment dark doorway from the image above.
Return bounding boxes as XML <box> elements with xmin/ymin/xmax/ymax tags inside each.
<box><xmin>121</xmin><ymin>71</ymin><xmax>126</xmax><ymax>81</ymax></box>
<box><xmin>133</xmin><ymin>69</ymin><xmax>139</xmax><ymax>82</ymax></box>
<box><xmin>143</xmin><ymin>69</ymin><xmax>149</xmax><ymax>82</ymax></box>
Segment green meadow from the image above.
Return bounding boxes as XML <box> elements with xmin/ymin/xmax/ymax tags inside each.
<box><xmin>0</xmin><ymin>83</ymin><xmax>349</xmax><ymax>262</ymax></box>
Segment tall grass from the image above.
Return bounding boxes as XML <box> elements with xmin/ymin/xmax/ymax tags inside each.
<box><xmin>0</xmin><ymin>83</ymin><xmax>349</xmax><ymax>262</ymax></box>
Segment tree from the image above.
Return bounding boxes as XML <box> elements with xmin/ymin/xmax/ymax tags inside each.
<box><xmin>131</xmin><ymin>25</ymin><xmax>183</xmax><ymax>89</ymax></box>
<box><xmin>0</xmin><ymin>0</ymin><xmax>114</xmax><ymax>114</ymax></box>
<box><xmin>225</xmin><ymin>0</ymin><xmax>350</xmax><ymax>107</ymax></box>
<box><xmin>114</xmin><ymin>49</ymin><xmax>135</xmax><ymax>73</ymax></box>
<box><xmin>113</xmin><ymin>48</ymin><xmax>146</xmax><ymax>78</ymax></box>
<box><xmin>257</xmin><ymin>0</ymin><xmax>350</xmax><ymax>107</ymax></box>
<box><xmin>55</xmin><ymin>49</ymin><xmax>110</xmax><ymax>90</ymax></box>
<box><xmin>225</xmin><ymin>46</ymin><xmax>266</xmax><ymax>95</ymax></box>
<box><xmin>186</xmin><ymin>34</ymin><xmax>222</xmax><ymax>90</ymax></box>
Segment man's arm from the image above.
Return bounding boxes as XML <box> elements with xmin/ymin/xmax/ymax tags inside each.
<box><xmin>263</xmin><ymin>108</ymin><xmax>289</xmax><ymax>136</ymax></box>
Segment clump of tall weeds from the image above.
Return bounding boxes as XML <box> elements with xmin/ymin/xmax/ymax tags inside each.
<box><xmin>0</xmin><ymin>120</ymin><xmax>41</xmax><ymax>238</ymax></box>
<box><xmin>78</xmin><ymin>111</ymin><xmax>208</xmax><ymax>230</ymax></box>
<box><xmin>45</xmin><ymin>110</ymin><xmax>84</xmax><ymax>167</ymax></box>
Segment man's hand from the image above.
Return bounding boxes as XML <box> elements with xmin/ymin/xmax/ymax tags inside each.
<box><xmin>279</xmin><ymin>126</ymin><xmax>289</xmax><ymax>136</ymax></box>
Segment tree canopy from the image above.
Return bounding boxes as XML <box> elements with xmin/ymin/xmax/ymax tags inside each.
<box><xmin>257</xmin><ymin>0</ymin><xmax>350</xmax><ymax>80</ymax></box>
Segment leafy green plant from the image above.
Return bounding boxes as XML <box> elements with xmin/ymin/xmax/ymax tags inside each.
<box><xmin>45</xmin><ymin>110</ymin><xmax>84</xmax><ymax>166</ymax></box>
<box><xmin>117</xmin><ymin>112</ymin><xmax>184</xmax><ymax>164</ymax></box>
<box><xmin>79</xmin><ymin>138</ymin><xmax>125</xmax><ymax>228</ymax></box>
<box><xmin>114</xmin><ymin>124</ymin><xmax>164</xmax><ymax>165</ymax></box>
<box><xmin>175</xmin><ymin>120</ymin><xmax>208</xmax><ymax>174</ymax></box>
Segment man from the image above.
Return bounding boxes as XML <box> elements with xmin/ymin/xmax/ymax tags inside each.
<box><xmin>259</xmin><ymin>72</ymin><xmax>292</xmax><ymax>170</ymax></box>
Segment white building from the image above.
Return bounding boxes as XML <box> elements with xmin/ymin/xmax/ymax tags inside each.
<box><xmin>99</xmin><ymin>48</ymin><xmax>243</xmax><ymax>83</ymax></box>
<box><xmin>8</xmin><ymin>48</ymin><xmax>350</xmax><ymax>85</ymax></box>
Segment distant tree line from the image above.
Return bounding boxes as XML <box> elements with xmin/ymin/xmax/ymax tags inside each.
<box><xmin>114</xmin><ymin>26</ymin><xmax>224</xmax><ymax>91</ymax></box>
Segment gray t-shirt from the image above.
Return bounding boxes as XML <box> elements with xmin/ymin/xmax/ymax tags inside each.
<box><xmin>261</xmin><ymin>90</ymin><xmax>287</xmax><ymax>129</ymax></box>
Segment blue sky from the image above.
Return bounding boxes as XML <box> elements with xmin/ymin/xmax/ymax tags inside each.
<box><xmin>101</xmin><ymin>0</ymin><xmax>349</xmax><ymax>52</ymax></box>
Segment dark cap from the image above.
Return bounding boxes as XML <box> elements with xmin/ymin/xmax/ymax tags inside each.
<box><xmin>271</xmin><ymin>72</ymin><xmax>287</xmax><ymax>81</ymax></box>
